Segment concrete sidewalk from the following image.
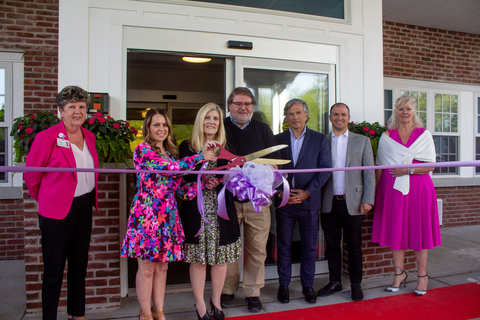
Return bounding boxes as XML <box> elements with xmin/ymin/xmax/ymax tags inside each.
<box><xmin>4</xmin><ymin>225</ymin><xmax>480</xmax><ymax>320</ymax></box>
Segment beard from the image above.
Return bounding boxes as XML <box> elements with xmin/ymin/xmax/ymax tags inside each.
<box><xmin>232</xmin><ymin>111</ymin><xmax>253</xmax><ymax>124</ymax></box>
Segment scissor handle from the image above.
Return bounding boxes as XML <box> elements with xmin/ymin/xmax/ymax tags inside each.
<box><xmin>209</xmin><ymin>144</ymin><xmax>247</xmax><ymax>170</ymax></box>
<box><xmin>201</xmin><ymin>144</ymin><xmax>246</xmax><ymax>185</ymax></box>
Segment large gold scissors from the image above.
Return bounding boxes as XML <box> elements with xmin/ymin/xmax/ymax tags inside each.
<box><xmin>210</xmin><ymin>144</ymin><xmax>291</xmax><ymax>170</ymax></box>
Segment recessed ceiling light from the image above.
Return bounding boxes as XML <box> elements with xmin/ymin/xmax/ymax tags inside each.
<box><xmin>182</xmin><ymin>57</ymin><xmax>212</xmax><ymax>63</ymax></box>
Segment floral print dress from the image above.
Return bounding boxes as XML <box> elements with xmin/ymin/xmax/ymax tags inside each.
<box><xmin>121</xmin><ymin>142</ymin><xmax>204</xmax><ymax>262</ymax></box>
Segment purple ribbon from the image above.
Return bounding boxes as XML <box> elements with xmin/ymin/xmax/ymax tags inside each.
<box><xmin>6</xmin><ymin>160</ymin><xmax>480</xmax><ymax>175</ymax></box>
<box><xmin>5</xmin><ymin>160</ymin><xmax>480</xmax><ymax>175</ymax></box>
<box><xmin>216</xmin><ymin>165</ymin><xmax>289</xmax><ymax>214</ymax></box>
<box><xmin>9</xmin><ymin>160</ymin><xmax>480</xmax><ymax>228</ymax></box>
<box><xmin>277</xmin><ymin>172</ymin><xmax>290</xmax><ymax>208</ymax></box>
<box><xmin>195</xmin><ymin>162</ymin><xmax>212</xmax><ymax>237</ymax></box>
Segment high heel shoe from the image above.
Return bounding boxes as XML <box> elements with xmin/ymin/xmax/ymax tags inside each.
<box><xmin>210</xmin><ymin>299</ymin><xmax>225</xmax><ymax>320</ymax></box>
<box><xmin>385</xmin><ymin>269</ymin><xmax>408</xmax><ymax>292</ymax></box>
<box><xmin>138</xmin><ymin>310</ymin><xmax>154</xmax><ymax>320</ymax></box>
<box><xmin>415</xmin><ymin>273</ymin><xmax>429</xmax><ymax>296</ymax></box>
<box><xmin>195</xmin><ymin>304</ymin><xmax>211</xmax><ymax>320</ymax></box>
<box><xmin>151</xmin><ymin>306</ymin><xmax>166</xmax><ymax>320</ymax></box>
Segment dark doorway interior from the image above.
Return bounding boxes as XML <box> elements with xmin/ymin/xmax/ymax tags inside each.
<box><xmin>125</xmin><ymin>51</ymin><xmax>225</xmax><ymax>287</ymax></box>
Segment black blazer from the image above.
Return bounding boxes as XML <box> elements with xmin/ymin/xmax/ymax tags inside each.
<box><xmin>275</xmin><ymin>127</ymin><xmax>331</xmax><ymax>211</ymax></box>
<box><xmin>178</xmin><ymin>141</ymin><xmax>240</xmax><ymax>245</ymax></box>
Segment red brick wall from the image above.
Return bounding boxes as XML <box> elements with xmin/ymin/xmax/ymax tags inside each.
<box><xmin>383</xmin><ymin>21</ymin><xmax>480</xmax><ymax>85</ymax></box>
<box><xmin>2</xmin><ymin>1</ymin><xmax>121</xmax><ymax>313</ymax></box>
<box><xmin>359</xmin><ymin>213</ymin><xmax>416</xmax><ymax>279</ymax></box>
<box><xmin>437</xmin><ymin>186</ymin><xmax>480</xmax><ymax>227</ymax></box>
<box><xmin>24</xmin><ymin>173</ymin><xmax>121</xmax><ymax>314</ymax></box>
<box><xmin>0</xmin><ymin>199</ymin><xmax>24</xmax><ymax>260</ymax></box>
<box><xmin>358</xmin><ymin>185</ymin><xmax>480</xmax><ymax>279</ymax></box>
<box><xmin>0</xmin><ymin>0</ymin><xmax>59</xmax><ymax>114</ymax></box>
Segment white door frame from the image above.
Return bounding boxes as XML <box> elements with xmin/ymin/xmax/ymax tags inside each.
<box><xmin>234</xmin><ymin>56</ymin><xmax>335</xmax><ymax>280</ymax></box>
<box><xmin>121</xmin><ymin>28</ymin><xmax>339</xmax><ymax>295</ymax></box>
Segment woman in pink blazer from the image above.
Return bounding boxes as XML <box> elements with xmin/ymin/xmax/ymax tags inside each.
<box><xmin>25</xmin><ymin>85</ymin><xmax>99</xmax><ymax>320</ymax></box>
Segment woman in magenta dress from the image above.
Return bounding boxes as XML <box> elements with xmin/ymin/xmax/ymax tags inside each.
<box><xmin>121</xmin><ymin>108</ymin><xmax>216</xmax><ymax>320</ymax></box>
<box><xmin>372</xmin><ymin>94</ymin><xmax>441</xmax><ymax>296</ymax></box>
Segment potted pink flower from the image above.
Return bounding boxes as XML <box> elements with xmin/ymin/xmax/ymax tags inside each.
<box><xmin>10</xmin><ymin>111</ymin><xmax>60</xmax><ymax>162</ymax></box>
<box><xmin>10</xmin><ymin>111</ymin><xmax>137</xmax><ymax>166</ymax></box>
<box><xmin>348</xmin><ymin>121</ymin><xmax>388</xmax><ymax>156</ymax></box>
<box><xmin>82</xmin><ymin>112</ymin><xmax>138</xmax><ymax>166</ymax></box>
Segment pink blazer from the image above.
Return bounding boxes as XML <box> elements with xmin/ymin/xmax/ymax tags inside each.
<box><xmin>25</xmin><ymin>121</ymin><xmax>99</xmax><ymax>219</ymax></box>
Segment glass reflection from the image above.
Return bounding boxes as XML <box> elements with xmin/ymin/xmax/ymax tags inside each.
<box><xmin>243</xmin><ymin>69</ymin><xmax>329</xmax><ymax>135</ymax></box>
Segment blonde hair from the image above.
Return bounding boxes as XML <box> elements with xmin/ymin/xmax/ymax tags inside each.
<box><xmin>387</xmin><ymin>94</ymin><xmax>424</xmax><ymax>130</ymax></box>
<box><xmin>143</xmin><ymin>108</ymin><xmax>179</xmax><ymax>159</ymax></box>
<box><xmin>189</xmin><ymin>103</ymin><xmax>226</xmax><ymax>152</ymax></box>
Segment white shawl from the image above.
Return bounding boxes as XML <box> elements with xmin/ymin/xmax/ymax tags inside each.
<box><xmin>376</xmin><ymin>130</ymin><xmax>436</xmax><ymax>195</ymax></box>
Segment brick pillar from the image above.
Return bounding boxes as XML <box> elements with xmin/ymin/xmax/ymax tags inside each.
<box><xmin>23</xmin><ymin>183</ymin><xmax>43</xmax><ymax>311</ymax></box>
<box><xmin>0</xmin><ymin>198</ymin><xmax>25</xmax><ymax>260</ymax></box>
<box><xmin>23</xmin><ymin>171</ymin><xmax>122</xmax><ymax>315</ymax></box>
<box><xmin>88</xmin><ymin>172</ymin><xmax>121</xmax><ymax>309</ymax></box>
<box><xmin>341</xmin><ymin>212</ymin><xmax>416</xmax><ymax>280</ymax></box>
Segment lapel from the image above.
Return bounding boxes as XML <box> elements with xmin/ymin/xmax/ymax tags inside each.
<box><xmin>280</xmin><ymin>131</ymin><xmax>293</xmax><ymax>168</ymax></box>
<box><xmin>345</xmin><ymin>132</ymin><xmax>357</xmax><ymax>167</ymax></box>
<box><xmin>327</xmin><ymin>132</ymin><xmax>332</xmax><ymax>148</ymax></box>
<box><xmin>58</xmin><ymin>121</ymin><xmax>77</xmax><ymax>170</ymax></box>
<box><xmin>294</xmin><ymin>127</ymin><xmax>309</xmax><ymax>168</ymax></box>
<box><xmin>82</xmin><ymin>126</ymin><xmax>100</xmax><ymax>170</ymax></box>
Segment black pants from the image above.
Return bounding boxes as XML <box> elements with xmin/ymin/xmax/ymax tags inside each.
<box><xmin>39</xmin><ymin>192</ymin><xmax>93</xmax><ymax>320</ymax></box>
<box><xmin>321</xmin><ymin>198</ymin><xmax>364</xmax><ymax>284</ymax></box>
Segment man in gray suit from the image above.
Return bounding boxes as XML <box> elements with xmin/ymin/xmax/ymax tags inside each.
<box><xmin>319</xmin><ymin>102</ymin><xmax>375</xmax><ymax>301</ymax></box>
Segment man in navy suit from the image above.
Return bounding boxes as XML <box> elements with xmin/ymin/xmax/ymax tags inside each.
<box><xmin>274</xmin><ymin>99</ymin><xmax>331</xmax><ymax>304</ymax></box>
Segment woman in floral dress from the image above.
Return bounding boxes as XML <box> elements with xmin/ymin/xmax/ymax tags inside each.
<box><xmin>179</xmin><ymin>103</ymin><xmax>241</xmax><ymax>320</ymax></box>
<box><xmin>121</xmin><ymin>108</ymin><xmax>216</xmax><ymax>320</ymax></box>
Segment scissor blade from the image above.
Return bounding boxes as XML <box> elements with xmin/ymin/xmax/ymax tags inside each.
<box><xmin>251</xmin><ymin>158</ymin><xmax>291</xmax><ymax>165</ymax></box>
<box><xmin>243</xmin><ymin>144</ymin><xmax>288</xmax><ymax>162</ymax></box>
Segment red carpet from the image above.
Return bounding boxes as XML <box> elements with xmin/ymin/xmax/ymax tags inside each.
<box><xmin>229</xmin><ymin>282</ymin><xmax>480</xmax><ymax>320</ymax></box>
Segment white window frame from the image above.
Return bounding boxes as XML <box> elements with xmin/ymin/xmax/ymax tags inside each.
<box><xmin>0</xmin><ymin>52</ymin><xmax>24</xmax><ymax>196</ymax></box>
<box><xmin>475</xmin><ymin>93</ymin><xmax>480</xmax><ymax>175</ymax></box>
<box><xmin>384</xmin><ymin>77</ymin><xmax>479</xmax><ymax>181</ymax></box>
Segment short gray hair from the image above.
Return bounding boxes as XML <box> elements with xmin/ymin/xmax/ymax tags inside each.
<box><xmin>284</xmin><ymin>99</ymin><xmax>309</xmax><ymax>116</ymax></box>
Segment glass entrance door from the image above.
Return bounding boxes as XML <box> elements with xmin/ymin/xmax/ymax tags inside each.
<box><xmin>234</xmin><ymin>57</ymin><xmax>336</xmax><ymax>280</ymax></box>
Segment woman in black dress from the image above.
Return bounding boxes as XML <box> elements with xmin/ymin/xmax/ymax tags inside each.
<box><xmin>179</xmin><ymin>103</ymin><xmax>241</xmax><ymax>320</ymax></box>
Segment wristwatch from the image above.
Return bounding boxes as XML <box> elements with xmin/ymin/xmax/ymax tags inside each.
<box><xmin>409</xmin><ymin>168</ymin><xmax>414</xmax><ymax>175</ymax></box>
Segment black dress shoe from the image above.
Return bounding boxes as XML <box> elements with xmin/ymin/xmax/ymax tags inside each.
<box><xmin>220</xmin><ymin>294</ymin><xmax>234</xmax><ymax>308</ymax></box>
<box><xmin>302</xmin><ymin>286</ymin><xmax>317</xmax><ymax>303</ymax></box>
<box><xmin>245</xmin><ymin>296</ymin><xmax>262</xmax><ymax>312</ymax></box>
<box><xmin>317</xmin><ymin>281</ymin><xmax>343</xmax><ymax>297</ymax></box>
<box><xmin>210</xmin><ymin>299</ymin><xmax>225</xmax><ymax>320</ymax></box>
<box><xmin>351</xmin><ymin>283</ymin><xmax>364</xmax><ymax>301</ymax></box>
<box><xmin>277</xmin><ymin>285</ymin><xmax>290</xmax><ymax>303</ymax></box>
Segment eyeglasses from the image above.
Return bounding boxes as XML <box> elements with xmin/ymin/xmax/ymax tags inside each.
<box><xmin>231</xmin><ymin>102</ymin><xmax>253</xmax><ymax>108</ymax></box>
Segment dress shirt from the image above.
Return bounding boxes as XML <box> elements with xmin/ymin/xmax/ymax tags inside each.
<box><xmin>331</xmin><ymin>130</ymin><xmax>349</xmax><ymax>195</ymax></box>
<box><xmin>289</xmin><ymin>126</ymin><xmax>307</xmax><ymax>189</ymax></box>
<box><xmin>71</xmin><ymin>140</ymin><xmax>95</xmax><ymax>197</ymax></box>
<box><xmin>230</xmin><ymin>115</ymin><xmax>251</xmax><ymax>130</ymax></box>
<box><xmin>289</xmin><ymin>126</ymin><xmax>307</xmax><ymax>167</ymax></box>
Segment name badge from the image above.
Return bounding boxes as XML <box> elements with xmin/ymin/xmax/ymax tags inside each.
<box><xmin>57</xmin><ymin>138</ymin><xmax>70</xmax><ymax>148</ymax></box>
